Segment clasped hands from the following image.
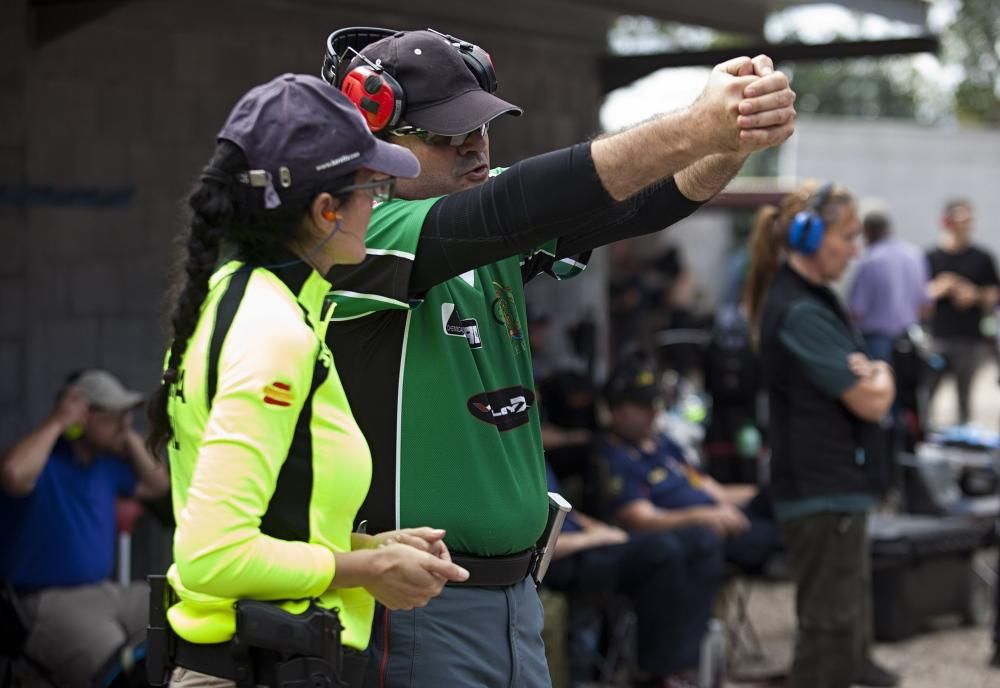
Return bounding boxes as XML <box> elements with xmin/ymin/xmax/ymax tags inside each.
<box><xmin>696</xmin><ymin>54</ymin><xmax>797</xmax><ymax>155</ymax></box>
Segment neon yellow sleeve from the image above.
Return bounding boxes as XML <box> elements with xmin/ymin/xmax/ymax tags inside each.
<box><xmin>172</xmin><ymin>288</ymin><xmax>335</xmax><ymax>600</ymax></box>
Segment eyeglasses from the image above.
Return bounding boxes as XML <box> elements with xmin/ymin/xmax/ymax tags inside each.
<box><xmin>335</xmin><ymin>177</ymin><xmax>396</xmax><ymax>203</ymax></box>
<box><xmin>389</xmin><ymin>123</ymin><xmax>489</xmax><ymax>147</ymax></box>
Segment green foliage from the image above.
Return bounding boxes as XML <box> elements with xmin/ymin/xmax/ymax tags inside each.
<box><xmin>784</xmin><ymin>57</ymin><xmax>920</xmax><ymax>119</ymax></box>
<box><xmin>948</xmin><ymin>0</ymin><xmax>1000</xmax><ymax>124</ymax></box>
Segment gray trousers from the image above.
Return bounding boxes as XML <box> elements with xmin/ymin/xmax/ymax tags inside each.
<box><xmin>781</xmin><ymin>511</ymin><xmax>872</xmax><ymax>688</ymax></box>
<box><xmin>365</xmin><ymin>578</ymin><xmax>551</xmax><ymax>688</ymax></box>
<box><xmin>20</xmin><ymin>580</ymin><xmax>148</xmax><ymax>688</ymax></box>
<box><xmin>928</xmin><ymin>337</ymin><xmax>988</xmax><ymax>425</ymax></box>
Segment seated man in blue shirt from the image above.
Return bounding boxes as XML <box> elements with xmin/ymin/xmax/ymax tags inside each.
<box><xmin>0</xmin><ymin>369</ymin><xmax>170</xmax><ymax>687</ymax></box>
<box><xmin>597</xmin><ymin>360</ymin><xmax>780</xmax><ymax>575</ymax></box>
<box><xmin>544</xmin><ymin>463</ymin><xmax>722</xmax><ymax>688</ymax></box>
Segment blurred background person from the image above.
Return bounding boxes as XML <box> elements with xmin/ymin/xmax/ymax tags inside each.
<box><xmin>848</xmin><ymin>207</ymin><xmax>929</xmax><ymax>464</ymax></box>
<box><xmin>0</xmin><ymin>369</ymin><xmax>169</xmax><ymax>687</ymax></box>
<box><xmin>848</xmin><ymin>208</ymin><xmax>928</xmax><ymax>363</ymax></box>
<box><xmin>925</xmin><ymin>199</ymin><xmax>1000</xmax><ymax>426</ymax></box>
<box><xmin>598</xmin><ymin>358</ymin><xmax>779</xmax><ymax>577</ymax></box>
<box><xmin>744</xmin><ymin>182</ymin><xmax>898</xmax><ymax>688</ymax></box>
<box><xmin>543</xmin><ymin>461</ymin><xmax>718</xmax><ymax>688</ymax></box>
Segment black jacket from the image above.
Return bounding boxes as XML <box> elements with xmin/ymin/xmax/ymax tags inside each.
<box><xmin>760</xmin><ymin>263</ymin><xmax>887</xmax><ymax>501</ymax></box>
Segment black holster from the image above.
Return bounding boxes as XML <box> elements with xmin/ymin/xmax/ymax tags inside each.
<box><xmin>146</xmin><ymin>575</ymin><xmax>360</xmax><ymax>688</ymax></box>
<box><xmin>146</xmin><ymin>575</ymin><xmax>175</xmax><ymax>687</ymax></box>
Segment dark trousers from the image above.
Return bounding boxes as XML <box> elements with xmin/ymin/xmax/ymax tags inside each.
<box><xmin>928</xmin><ymin>337</ymin><xmax>988</xmax><ymax>425</ymax></box>
<box><xmin>781</xmin><ymin>511</ymin><xmax>871</xmax><ymax>688</ymax></box>
<box><xmin>995</xmin><ymin>544</ymin><xmax>1000</xmax><ymax>647</ymax></box>
<box><xmin>545</xmin><ymin>528</ymin><xmax>724</xmax><ymax>678</ymax></box>
<box><xmin>861</xmin><ymin>333</ymin><xmax>896</xmax><ymax>364</ymax></box>
<box><xmin>725</xmin><ymin>492</ymin><xmax>782</xmax><ymax>574</ymax></box>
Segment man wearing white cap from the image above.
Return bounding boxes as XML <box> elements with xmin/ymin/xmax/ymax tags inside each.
<box><xmin>0</xmin><ymin>369</ymin><xmax>169</xmax><ymax>687</ymax></box>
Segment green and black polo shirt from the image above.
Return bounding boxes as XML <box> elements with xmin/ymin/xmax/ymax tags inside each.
<box><xmin>327</xmin><ymin>169</ymin><xmax>586</xmax><ymax>557</ymax></box>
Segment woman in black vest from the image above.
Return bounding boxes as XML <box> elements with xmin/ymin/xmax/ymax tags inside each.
<box><xmin>743</xmin><ymin>182</ymin><xmax>897</xmax><ymax>688</ymax></box>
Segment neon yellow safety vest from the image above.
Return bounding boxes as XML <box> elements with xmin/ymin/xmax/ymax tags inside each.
<box><xmin>164</xmin><ymin>256</ymin><xmax>373</xmax><ymax>649</ymax></box>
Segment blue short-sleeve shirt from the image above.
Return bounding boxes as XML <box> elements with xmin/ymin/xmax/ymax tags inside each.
<box><xmin>0</xmin><ymin>439</ymin><xmax>137</xmax><ymax>588</ymax></box>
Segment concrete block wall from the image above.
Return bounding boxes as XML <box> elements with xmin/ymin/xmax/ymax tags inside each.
<box><xmin>2</xmin><ymin>0</ymin><xmax>607</xmax><ymax>447</ymax></box>
<box><xmin>789</xmin><ymin>117</ymin><xmax>1000</xmax><ymax>260</ymax></box>
<box><xmin>0</xmin><ymin>0</ymin><xmax>28</xmax><ymax>446</ymax></box>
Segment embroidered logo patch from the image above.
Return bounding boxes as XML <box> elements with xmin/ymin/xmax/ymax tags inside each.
<box><xmin>491</xmin><ymin>281</ymin><xmax>525</xmax><ymax>352</ymax></box>
<box><xmin>263</xmin><ymin>381</ymin><xmax>293</xmax><ymax>407</ymax></box>
<box><xmin>441</xmin><ymin>303</ymin><xmax>482</xmax><ymax>350</ymax></box>
<box><xmin>467</xmin><ymin>386</ymin><xmax>536</xmax><ymax>431</ymax></box>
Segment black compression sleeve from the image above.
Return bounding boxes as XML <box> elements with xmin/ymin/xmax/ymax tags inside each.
<box><xmin>408</xmin><ymin>144</ymin><xmax>706</xmax><ymax>294</ymax></box>
<box><xmin>554</xmin><ymin>177</ymin><xmax>704</xmax><ymax>259</ymax></box>
<box><xmin>410</xmin><ymin>143</ymin><xmax>613</xmax><ymax>294</ymax></box>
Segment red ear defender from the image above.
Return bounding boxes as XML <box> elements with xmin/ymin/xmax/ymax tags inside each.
<box><xmin>340</xmin><ymin>65</ymin><xmax>405</xmax><ymax>133</ymax></box>
<box><xmin>322</xmin><ymin>210</ymin><xmax>338</xmax><ymax>222</ymax></box>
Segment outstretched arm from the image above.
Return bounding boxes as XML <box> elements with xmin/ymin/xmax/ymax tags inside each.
<box><xmin>594</xmin><ymin>55</ymin><xmax>795</xmax><ymax>202</ymax></box>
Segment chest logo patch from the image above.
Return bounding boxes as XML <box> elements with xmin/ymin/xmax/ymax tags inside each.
<box><xmin>441</xmin><ymin>303</ymin><xmax>482</xmax><ymax>349</ymax></box>
<box><xmin>491</xmin><ymin>281</ymin><xmax>526</xmax><ymax>353</ymax></box>
<box><xmin>648</xmin><ymin>467</ymin><xmax>669</xmax><ymax>485</ymax></box>
<box><xmin>467</xmin><ymin>386</ymin><xmax>536</xmax><ymax>431</ymax></box>
<box><xmin>263</xmin><ymin>381</ymin><xmax>294</xmax><ymax>407</ymax></box>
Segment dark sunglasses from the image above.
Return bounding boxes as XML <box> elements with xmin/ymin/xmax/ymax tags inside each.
<box><xmin>334</xmin><ymin>177</ymin><xmax>396</xmax><ymax>203</ymax></box>
<box><xmin>389</xmin><ymin>123</ymin><xmax>489</xmax><ymax>147</ymax></box>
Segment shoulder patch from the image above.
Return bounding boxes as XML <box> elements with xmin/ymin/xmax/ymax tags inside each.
<box><xmin>263</xmin><ymin>381</ymin><xmax>294</xmax><ymax>407</ymax></box>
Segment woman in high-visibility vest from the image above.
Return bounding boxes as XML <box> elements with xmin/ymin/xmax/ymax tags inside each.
<box><xmin>146</xmin><ymin>73</ymin><xmax>468</xmax><ymax>688</ymax></box>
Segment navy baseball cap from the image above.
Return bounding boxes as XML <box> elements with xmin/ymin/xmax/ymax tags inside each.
<box><xmin>351</xmin><ymin>30</ymin><xmax>522</xmax><ymax>136</ymax></box>
<box><xmin>604</xmin><ymin>360</ymin><xmax>662</xmax><ymax>407</ymax></box>
<box><xmin>219</xmin><ymin>73</ymin><xmax>420</xmax><ymax>208</ymax></box>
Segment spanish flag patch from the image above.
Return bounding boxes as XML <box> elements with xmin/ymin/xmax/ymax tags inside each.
<box><xmin>263</xmin><ymin>381</ymin><xmax>293</xmax><ymax>407</ymax></box>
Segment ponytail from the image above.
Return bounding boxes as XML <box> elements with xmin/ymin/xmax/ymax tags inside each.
<box><xmin>741</xmin><ymin>181</ymin><xmax>855</xmax><ymax>346</ymax></box>
<box><xmin>743</xmin><ymin>204</ymin><xmax>786</xmax><ymax>338</ymax></box>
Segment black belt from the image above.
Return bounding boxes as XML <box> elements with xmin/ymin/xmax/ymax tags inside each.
<box><xmin>449</xmin><ymin>549</ymin><xmax>536</xmax><ymax>587</ymax></box>
<box><xmin>174</xmin><ymin>637</ymin><xmax>367</xmax><ymax>688</ymax></box>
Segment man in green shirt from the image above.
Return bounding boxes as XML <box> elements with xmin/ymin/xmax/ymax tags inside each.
<box><xmin>320</xmin><ymin>28</ymin><xmax>796</xmax><ymax>687</ymax></box>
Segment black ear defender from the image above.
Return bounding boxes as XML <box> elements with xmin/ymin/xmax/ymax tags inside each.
<box><xmin>788</xmin><ymin>182</ymin><xmax>835</xmax><ymax>256</ymax></box>
<box><xmin>425</xmin><ymin>28</ymin><xmax>498</xmax><ymax>93</ymax></box>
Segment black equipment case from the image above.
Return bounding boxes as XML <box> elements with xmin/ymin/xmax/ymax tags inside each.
<box><xmin>870</xmin><ymin>514</ymin><xmax>992</xmax><ymax>641</ymax></box>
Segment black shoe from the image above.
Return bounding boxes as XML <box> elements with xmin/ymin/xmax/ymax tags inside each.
<box><xmin>855</xmin><ymin>658</ymin><xmax>900</xmax><ymax>687</ymax></box>
<box><xmin>990</xmin><ymin>646</ymin><xmax>1000</xmax><ymax>668</ymax></box>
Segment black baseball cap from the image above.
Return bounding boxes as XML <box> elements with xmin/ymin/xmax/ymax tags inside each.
<box><xmin>604</xmin><ymin>360</ymin><xmax>662</xmax><ymax>407</ymax></box>
<box><xmin>351</xmin><ymin>30</ymin><xmax>522</xmax><ymax>136</ymax></box>
<box><xmin>219</xmin><ymin>73</ymin><xmax>420</xmax><ymax>208</ymax></box>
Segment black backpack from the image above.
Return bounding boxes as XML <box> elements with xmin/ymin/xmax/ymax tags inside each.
<box><xmin>705</xmin><ymin>305</ymin><xmax>759</xmax><ymax>405</ymax></box>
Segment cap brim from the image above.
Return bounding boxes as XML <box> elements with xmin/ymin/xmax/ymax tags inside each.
<box><xmin>404</xmin><ymin>89</ymin><xmax>523</xmax><ymax>137</ymax></box>
<box><xmin>103</xmin><ymin>391</ymin><xmax>145</xmax><ymax>413</ymax></box>
<box><xmin>607</xmin><ymin>388</ymin><xmax>660</xmax><ymax>405</ymax></box>
<box><xmin>364</xmin><ymin>139</ymin><xmax>421</xmax><ymax>179</ymax></box>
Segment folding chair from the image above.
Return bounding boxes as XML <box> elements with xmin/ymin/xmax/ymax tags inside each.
<box><xmin>0</xmin><ymin>581</ymin><xmax>59</xmax><ymax>688</ymax></box>
<box><xmin>717</xmin><ymin>571</ymin><xmax>765</xmax><ymax>667</ymax></box>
